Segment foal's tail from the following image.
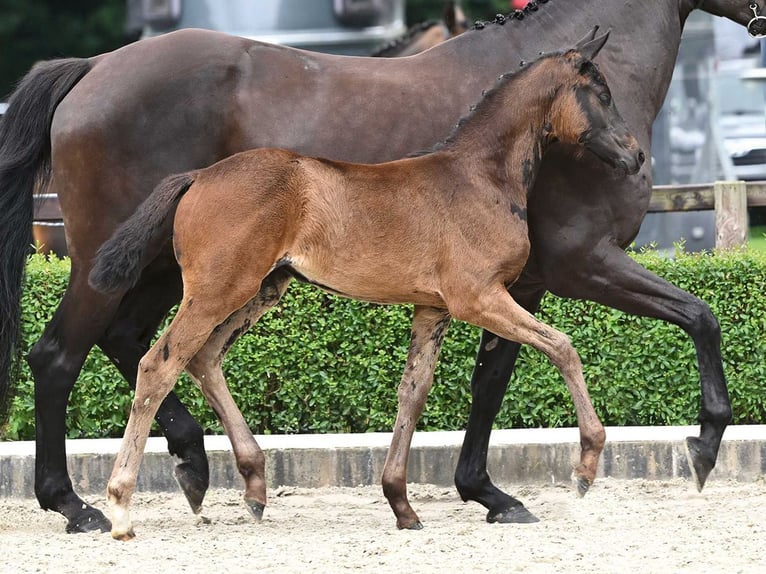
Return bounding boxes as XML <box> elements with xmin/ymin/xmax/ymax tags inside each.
<box><xmin>0</xmin><ymin>58</ymin><xmax>91</xmax><ymax>424</ymax></box>
<box><xmin>89</xmin><ymin>172</ymin><xmax>197</xmax><ymax>294</ymax></box>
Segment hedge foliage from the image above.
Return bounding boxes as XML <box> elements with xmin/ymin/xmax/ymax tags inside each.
<box><xmin>3</xmin><ymin>248</ymin><xmax>766</xmax><ymax>441</ymax></box>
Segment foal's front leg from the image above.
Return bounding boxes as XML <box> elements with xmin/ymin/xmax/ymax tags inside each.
<box><xmin>542</xmin><ymin>245</ymin><xmax>731</xmax><ymax>490</ymax></box>
<box><xmin>454</xmin><ymin>287</ymin><xmax>546</xmax><ymax>523</ymax></box>
<box><xmin>452</xmin><ymin>285</ymin><xmax>606</xmax><ymax>496</ymax></box>
<box><xmin>382</xmin><ymin>306</ymin><xmax>451</xmax><ymax>530</ymax></box>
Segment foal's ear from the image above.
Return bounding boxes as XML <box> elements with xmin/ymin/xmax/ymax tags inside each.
<box><xmin>576</xmin><ymin>27</ymin><xmax>611</xmax><ymax>61</ymax></box>
<box><xmin>574</xmin><ymin>25</ymin><xmax>600</xmax><ymax>48</ymax></box>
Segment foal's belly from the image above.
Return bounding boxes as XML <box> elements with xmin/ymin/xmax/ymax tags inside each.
<box><xmin>286</xmin><ymin>253</ymin><xmax>448</xmax><ymax>308</ymax></box>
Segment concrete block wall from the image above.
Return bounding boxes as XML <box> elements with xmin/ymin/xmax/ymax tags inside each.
<box><xmin>1</xmin><ymin>425</ymin><xmax>764</xmax><ymax>498</ymax></box>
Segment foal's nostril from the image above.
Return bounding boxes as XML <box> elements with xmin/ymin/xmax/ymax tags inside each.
<box><xmin>638</xmin><ymin>150</ymin><xmax>646</xmax><ymax>165</ymax></box>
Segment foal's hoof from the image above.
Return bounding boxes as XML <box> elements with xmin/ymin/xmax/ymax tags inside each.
<box><xmin>175</xmin><ymin>460</ymin><xmax>208</xmax><ymax>514</ymax></box>
<box><xmin>573</xmin><ymin>474</ymin><xmax>593</xmax><ymax>498</ymax></box>
<box><xmin>245</xmin><ymin>499</ymin><xmax>265</xmax><ymax>522</ymax></box>
<box><xmin>685</xmin><ymin>436</ymin><xmax>715</xmax><ymax>492</ymax></box>
<box><xmin>111</xmin><ymin>527</ymin><xmax>136</xmax><ymax>542</ymax></box>
<box><xmin>65</xmin><ymin>505</ymin><xmax>112</xmax><ymax>534</ymax></box>
<box><xmin>486</xmin><ymin>505</ymin><xmax>539</xmax><ymax>524</ymax></box>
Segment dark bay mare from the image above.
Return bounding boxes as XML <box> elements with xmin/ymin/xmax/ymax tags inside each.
<box><xmin>91</xmin><ymin>35</ymin><xmax>643</xmax><ymax>539</ymax></box>
<box><xmin>371</xmin><ymin>0</ymin><xmax>468</xmax><ymax>57</ymax></box>
<box><xmin>0</xmin><ymin>0</ymin><xmax>760</xmax><ymax>533</ymax></box>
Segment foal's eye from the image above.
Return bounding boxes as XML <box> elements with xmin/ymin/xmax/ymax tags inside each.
<box><xmin>598</xmin><ymin>92</ymin><xmax>611</xmax><ymax>105</ymax></box>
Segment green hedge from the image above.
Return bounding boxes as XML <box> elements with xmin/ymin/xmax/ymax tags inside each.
<box><xmin>3</xmin><ymin>248</ymin><xmax>766</xmax><ymax>440</ymax></box>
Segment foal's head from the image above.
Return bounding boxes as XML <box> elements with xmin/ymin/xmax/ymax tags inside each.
<box><xmin>542</xmin><ymin>29</ymin><xmax>645</xmax><ymax>175</ymax></box>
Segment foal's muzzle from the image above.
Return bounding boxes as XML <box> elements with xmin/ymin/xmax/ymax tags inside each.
<box><xmin>617</xmin><ymin>149</ymin><xmax>645</xmax><ymax>176</ymax></box>
<box><xmin>586</xmin><ymin>132</ymin><xmax>645</xmax><ymax>176</ymax></box>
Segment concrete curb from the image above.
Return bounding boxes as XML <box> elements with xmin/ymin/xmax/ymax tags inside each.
<box><xmin>1</xmin><ymin>425</ymin><xmax>765</xmax><ymax>498</ymax></box>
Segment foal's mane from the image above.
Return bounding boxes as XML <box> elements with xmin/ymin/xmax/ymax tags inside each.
<box><xmin>407</xmin><ymin>48</ymin><xmax>565</xmax><ymax>158</ymax></box>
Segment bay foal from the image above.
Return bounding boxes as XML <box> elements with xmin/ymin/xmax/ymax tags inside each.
<box><xmin>91</xmin><ymin>32</ymin><xmax>644</xmax><ymax>540</ymax></box>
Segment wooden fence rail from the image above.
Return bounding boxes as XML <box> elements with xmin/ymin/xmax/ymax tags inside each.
<box><xmin>650</xmin><ymin>180</ymin><xmax>766</xmax><ymax>249</ymax></box>
<box><xmin>32</xmin><ymin>181</ymin><xmax>766</xmax><ymax>257</ymax></box>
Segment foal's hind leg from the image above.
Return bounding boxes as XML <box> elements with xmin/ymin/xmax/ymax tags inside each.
<box><xmin>185</xmin><ymin>269</ymin><xmax>292</xmax><ymax>520</ymax></box>
<box><xmin>98</xmin><ymin>261</ymin><xmax>210</xmax><ymax>514</ymax></box>
<box><xmin>108</xmin><ymin>292</ymin><xmax>252</xmax><ymax>540</ymax></box>
<box><xmin>382</xmin><ymin>306</ymin><xmax>451</xmax><ymax>530</ymax></box>
<box><xmin>451</xmin><ymin>286</ymin><xmax>606</xmax><ymax>496</ymax></box>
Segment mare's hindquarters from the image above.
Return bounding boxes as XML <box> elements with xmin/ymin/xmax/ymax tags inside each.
<box><xmin>0</xmin><ymin>58</ymin><xmax>91</xmax><ymax>422</ymax></box>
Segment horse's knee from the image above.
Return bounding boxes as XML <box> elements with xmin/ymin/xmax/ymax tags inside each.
<box><xmin>137</xmin><ymin>353</ymin><xmax>158</xmax><ymax>378</ymax></box>
<box><xmin>686</xmin><ymin>298</ymin><xmax>720</xmax><ymax>341</ymax></box>
<box><xmin>186</xmin><ymin>352</ymin><xmax>219</xmax><ymax>382</ymax></box>
<box><xmin>27</xmin><ymin>336</ymin><xmax>81</xmax><ymax>395</ymax></box>
<box><xmin>135</xmin><ymin>352</ymin><xmax>175</xmax><ymax>402</ymax></box>
<box><xmin>543</xmin><ymin>330</ymin><xmax>579</xmax><ymax>370</ymax></box>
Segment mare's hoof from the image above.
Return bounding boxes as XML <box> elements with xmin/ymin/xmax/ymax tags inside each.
<box><xmin>65</xmin><ymin>505</ymin><xmax>112</xmax><ymax>534</ymax></box>
<box><xmin>685</xmin><ymin>436</ymin><xmax>714</xmax><ymax>492</ymax></box>
<box><xmin>245</xmin><ymin>499</ymin><xmax>265</xmax><ymax>522</ymax></box>
<box><xmin>398</xmin><ymin>519</ymin><xmax>424</xmax><ymax>530</ymax></box>
<box><xmin>486</xmin><ymin>505</ymin><xmax>539</xmax><ymax>524</ymax></box>
<box><xmin>175</xmin><ymin>460</ymin><xmax>207</xmax><ymax>514</ymax></box>
<box><xmin>573</xmin><ymin>474</ymin><xmax>593</xmax><ymax>498</ymax></box>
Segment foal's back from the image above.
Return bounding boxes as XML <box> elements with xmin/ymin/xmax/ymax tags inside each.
<box><xmin>175</xmin><ymin>148</ymin><xmax>530</xmax><ymax>308</ymax></box>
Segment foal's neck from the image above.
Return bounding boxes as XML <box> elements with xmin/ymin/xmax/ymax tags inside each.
<box><xmin>445</xmin><ymin>64</ymin><xmax>561</xmax><ymax>200</ymax></box>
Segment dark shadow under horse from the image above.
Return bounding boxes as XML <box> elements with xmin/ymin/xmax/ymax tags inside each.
<box><xmin>0</xmin><ymin>0</ymin><xmax>760</xmax><ymax>533</ymax></box>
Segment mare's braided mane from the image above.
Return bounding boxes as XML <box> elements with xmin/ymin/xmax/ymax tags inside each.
<box><xmin>472</xmin><ymin>0</ymin><xmax>550</xmax><ymax>30</ymax></box>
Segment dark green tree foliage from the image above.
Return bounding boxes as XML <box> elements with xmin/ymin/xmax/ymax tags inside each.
<box><xmin>5</xmin><ymin>249</ymin><xmax>766</xmax><ymax>440</ymax></box>
<box><xmin>0</xmin><ymin>0</ymin><xmax>126</xmax><ymax>99</ymax></box>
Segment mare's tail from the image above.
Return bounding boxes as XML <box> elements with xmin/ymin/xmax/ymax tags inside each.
<box><xmin>88</xmin><ymin>172</ymin><xmax>197</xmax><ymax>294</ymax></box>
<box><xmin>0</xmin><ymin>58</ymin><xmax>91</xmax><ymax>424</ymax></box>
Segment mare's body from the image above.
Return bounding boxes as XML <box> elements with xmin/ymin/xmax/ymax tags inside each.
<box><xmin>0</xmin><ymin>0</ymin><xmax>756</xmax><ymax>532</ymax></box>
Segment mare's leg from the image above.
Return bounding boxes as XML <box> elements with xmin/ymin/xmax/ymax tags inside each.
<box><xmin>451</xmin><ymin>286</ymin><xmax>606</xmax><ymax>498</ymax></box>
<box><xmin>454</xmin><ymin>287</ymin><xmax>546</xmax><ymax>524</ymax></box>
<box><xmin>29</xmin><ymin>262</ymin><xmax>207</xmax><ymax>533</ymax></box>
<box><xmin>381</xmin><ymin>306</ymin><xmax>451</xmax><ymax>530</ymax></box>
<box><xmin>185</xmin><ymin>268</ymin><xmax>292</xmax><ymax>519</ymax></box>
<box><xmin>543</xmin><ymin>245</ymin><xmax>731</xmax><ymax>490</ymax></box>
<box><xmin>98</xmin><ymin>261</ymin><xmax>209</xmax><ymax>512</ymax></box>
<box><xmin>108</xmin><ymin>291</ymin><xmax>248</xmax><ymax>541</ymax></box>
<box><xmin>28</xmin><ymin>269</ymin><xmax>124</xmax><ymax>533</ymax></box>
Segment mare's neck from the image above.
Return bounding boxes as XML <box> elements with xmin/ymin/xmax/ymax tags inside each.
<box><xmin>430</xmin><ymin>0</ymin><xmax>685</xmax><ymax>132</ymax></box>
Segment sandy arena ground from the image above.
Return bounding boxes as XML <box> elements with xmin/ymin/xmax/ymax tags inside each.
<box><xmin>1</xmin><ymin>478</ymin><xmax>764</xmax><ymax>573</ymax></box>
